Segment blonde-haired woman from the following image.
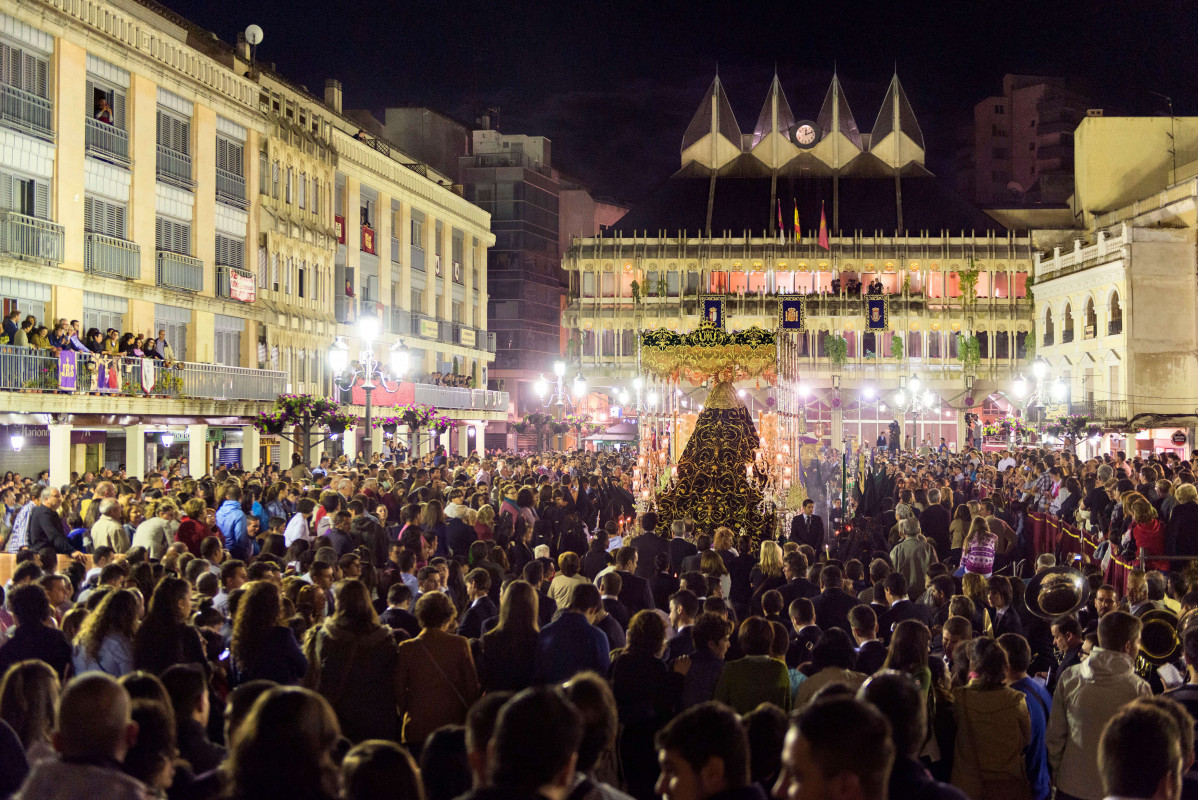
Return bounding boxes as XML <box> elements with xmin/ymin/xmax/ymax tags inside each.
<box><xmin>712</xmin><ymin>526</ymin><xmax>737</xmax><ymax>567</ymax></box>
<box><xmin>750</xmin><ymin>540</ymin><xmax>786</xmax><ymax>616</ymax></box>
<box><xmin>1169</xmin><ymin>482</ymin><xmax>1198</xmax><ymax>557</ymax></box>
<box><xmin>699</xmin><ymin>550</ymin><xmax>731</xmax><ymax>599</ymax></box>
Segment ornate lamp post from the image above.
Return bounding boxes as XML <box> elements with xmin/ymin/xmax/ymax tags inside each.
<box><xmin>329</xmin><ymin>315</ymin><xmax>410</xmax><ymax>462</ymax></box>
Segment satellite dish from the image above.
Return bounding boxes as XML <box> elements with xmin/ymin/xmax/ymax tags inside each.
<box><xmin>244</xmin><ymin>24</ymin><xmax>263</xmax><ymax>46</ymax></box>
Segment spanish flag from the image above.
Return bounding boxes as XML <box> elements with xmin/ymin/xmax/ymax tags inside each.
<box><xmin>818</xmin><ymin>201</ymin><xmax>829</xmax><ymax>250</ymax></box>
<box><xmin>793</xmin><ymin>200</ymin><xmax>800</xmax><ymax>243</ymax></box>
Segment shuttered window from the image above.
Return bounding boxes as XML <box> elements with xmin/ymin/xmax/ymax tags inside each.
<box><xmin>271</xmin><ymin>253</ymin><xmax>279</xmax><ymax>291</ymax></box>
<box><xmin>155</xmin><ymin>217</ymin><xmax>191</xmax><ymax>255</ymax></box>
<box><xmin>298</xmin><ymin>261</ymin><xmax>306</xmax><ymax>298</ymax></box>
<box><xmin>155</xmin><ymin>109</ymin><xmax>190</xmax><ymax>155</ymax></box>
<box><xmin>84</xmin><ymin>196</ymin><xmax>127</xmax><ymax>238</ymax></box>
<box><xmin>257</xmin><ymin>244</ymin><xmax>268</xmax><ymax>287</ymax></box>
<box><xmin>0</xmin><ymin>40</ymin><xmax>48</xmax><ymax>98</ymax></box>
<box><xmin>215</xmin><ymin>234</ymin><xmax>244</xmax><ymax>268</ymax></box>
<box><xmin>284</xmin><ymin>257</ymin><xmax>292</xmax><ymax>294</ymax></box>
<box><xmin>298</xmin><ymin>172</ymin><xmax>306</xmax><ymax>209</ymax></box>
<box><xmin>258</xmin><ymin>150</ymin><xmax>268</xmax><ymax>195</ymax></box>
<box><xmin>214</xmin><ymin>314</ymin><xmax>243</xmax><ymax>367</ymax></box>
<box><xmin>154</xmin><ymin>305</ymin><xmax>188</xmax><ymax>362</ymax></box>
<box><xmin>0</xmin><ymin>171</ymin><xmax>49</xmax><ymax>218</ymax></box>
<box><xmin>216</xmin><ymin>137</ymin><xmax>243</xmax><ymax>175</ymax></box>
<box><xmin>86</xmin><ymin>78</ymin><xmax>126</xmax><ymax>128</ymax></box>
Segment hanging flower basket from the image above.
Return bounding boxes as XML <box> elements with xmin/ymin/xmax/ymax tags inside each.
<box><xmin>325</xmin><ymin>410</ymin><xmax>357</xmax><ymax>436</ymax></box>
<box><xmin>382</xmin><ymin>422</ymin><xmax>398</xmax><ymax>435</ymax></box>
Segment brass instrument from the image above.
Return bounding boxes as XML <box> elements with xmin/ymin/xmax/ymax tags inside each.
<box><xmin>1024</xmin><ymin>566</ymin><xmax>1090</xmax><ymax>620</ymax></box>
<box><xmin>1134</xmin><ymin>606</ymin><xmax>1182</xmax><ymax>680</ymax></box>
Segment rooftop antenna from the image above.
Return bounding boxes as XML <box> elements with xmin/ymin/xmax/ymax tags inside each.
<box><xmin>1149</xmin><ymin>91</ymin><xmax>1177</xmax><ymax>180</ymax></box>
<box><xmin>244</xmin><ymin>24</ymin><xmax>263</xmax><ymax>75</ymax></box>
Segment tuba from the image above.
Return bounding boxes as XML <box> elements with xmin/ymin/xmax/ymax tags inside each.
<box><xmin>1024</xmin><ymin>566</ymin><xmax>1090</xmax><ymax>620</ymax></box>
<box><xmin>1135</xmin><ymin>606</ymin><xmax>1182</xmax><ymax>680</ymax></box>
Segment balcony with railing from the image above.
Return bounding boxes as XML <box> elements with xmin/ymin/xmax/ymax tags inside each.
<box><xmin>216</xmin><ymin>265</ymin><xmax>256</xmax><ymax>302</ymax></box>
<box><xmin>411</xmin><ymin>383</ymin><xmax>508</xmax><ymax>412</ymax></box>
<box><xmin>1109</xmin><ymin>319</ymin><xmax>1123</xmax><ymax>336</ymax></box>
<box><xmin>0</xmin><ymin>346</ymin><xmax>286</xmax><ymax>402</ymax></box>
<box><xmin>486</xmin><ymin>332</ymin><xmax>496</xmax><ymax>353</ymax></box>
<box><xmin>1061</xmin><ymin>329</ymin><xmax>1074</xmax><ymax>344</ymax></box>
<box><xmin>216</xmin><ymin>167</ymin><xmax>247</xmax><ymax>209</ymax></box>
<box><xmin>1043</xmin><ymin>332</ymin><xmax>1054</xmax><ymax>347</ymax></box>
<box><xmin>84</xmin><ymin>117</ymin><xmax>130</xmax><ymax>168</ymax></box>
<box><xmin>156</xmin><ymin>251</ymin><xmax>204</xmax><ymax>292</ymax></box>
<box><xmin>0</xmin><ymin>84</ymin><xmax>52</xmax><ymax>140</ymax></box>
<box><xmin>1068</xmin><ymin>399</ymin><xmax>1128</xmax><ymax>421</ymax></box>
<box><xmin>156</xmin><ymin>145</ymin><xmax>194</xmax><ymax>190</ymax></box>
<box><xmin>0</xmin><ymin>211</ymin><xmax>63</xmax><ymax>264</ymax></box>
<box><xmin>411</xmin><ymin>246</ymin><xmax>425</xmax><ymax>272</ymax></box>
<box><xmin>84</xmin><ymin>233</ymin><xmax>140</xmax><ymax>280</ymax></box>
<box><xmin>391</xmin><ymin>237</ymin><xmax>400</xmax><ymax>263</ymax></box>
<box><xmin>335</xmin><ymin>294</ymin><xmax>354</xmax><ymax>324</ymax></box>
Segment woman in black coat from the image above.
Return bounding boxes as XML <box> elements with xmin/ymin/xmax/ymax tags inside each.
<box><xmin>1167</xmin><ymin>485</ymin><xmax>1198</xmax><ymax>557</ymax></box>
<box><xmin>473</xmin><ymin>580</ymin><xmax>541</xmax><ymax>693</ymax></box>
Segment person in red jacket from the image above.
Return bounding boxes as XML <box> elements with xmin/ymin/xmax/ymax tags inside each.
<box><xmin>1130</xmin><ymin>497</ymin><xmax>1169</xmax><ymax>571</ymax></box>
<box><xmin>174</xmin><ymin>497</ymin><xmax>214</xmax><ymax>556</ymax></box>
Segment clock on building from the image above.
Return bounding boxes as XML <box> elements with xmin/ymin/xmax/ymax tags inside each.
<box><xmin>790</xmin><ymin>121</ymin><xmax>822</xmax><ymax>148</ymax></box>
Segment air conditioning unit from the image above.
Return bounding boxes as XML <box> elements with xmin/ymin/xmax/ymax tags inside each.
<box><xmin>1086</xmin><ymin>109</ymin><xmax>1104</xmax><ymax>117</ymax></box>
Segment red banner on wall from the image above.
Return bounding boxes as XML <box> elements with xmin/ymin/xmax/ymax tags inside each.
<box><xmin>334</xmin><ymin>215</ymin><xmax>346</xmax><ymax>244</ymax></box>
<box><xmin>349</xmin><ymin>378</ymin><xmax>414</xmax><ymax>408</ymax></box>
<box><xmin>361</xmin><ymin>225</ymin><xmax>376</xmax><ymax>254</ymax></box>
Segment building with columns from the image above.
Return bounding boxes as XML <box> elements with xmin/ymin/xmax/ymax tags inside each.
<box><xmin>563</xmin><ymin>72</ymin><xmax>1034</xmax><ymax>451</ymax></box>
<box><xmin>0</xmin><ymin>0</ymin><xmax>503</xmax><ymax>483</ymax></box>
<box><xmin>1031</xmin><ymin>113</ymin><xmax>1198</xmax><ymax>456</ymax></box>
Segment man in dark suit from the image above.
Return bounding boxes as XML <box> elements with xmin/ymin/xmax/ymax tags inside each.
<box><xmin>1046</xmin><ymin>615</ymin><xmax>1084</xmax><ymax>694</ymax></box>
<box><xmin>679</xmin><ymin>533</ymin><xmax>711</xmax><ymax>575</ymax></box>
<box><xmin>379</xmin><ymin>583</ymin><xmax>420</xmax><ymax>635</ymax></box>
<box><xmin>849</xmin><ymin>605</ymin><xmax>888</xmax><ymax>675</ymax></box>
<box><xmin>445</xmin><ymin>512</ymin><xmax>477</xmax><ymax>560</ymax></box>
<box><xmin>614</xmin><ymin>546</ymin><xmax>654</xmax><ymax>615</ymax></box>
<box><xmin>667</xmin><ymin>520</ymin><xmax>697</xmax><ymax>576</ymax></box>
<box><xmin>599</xmin><ymin>572</ymin><xmax>630</xmax><ymax>630</ymax></box>
<box><xmin>789</xmin><ymin>499</ymin><xmax>825</xmax><ymax>551</ymax></box>
<box><xmin>522</xmin><ymin>560</ymin><xmax>556</xmax><ymax>629</ymax></box>
<box><xmin>787</xmin><ymin>597</ymin><xmax>822</xmax><ymax>667</ymax></box>
<box><xmin>877</xmin><ymin>573</ymin><xmax>933</xmax><ymax>644</ymax></box>
<box><xmin>665</xmin><ymin>589</ymin><xmax>699</xmax><ymax>662</ymax></box>
<box><xmin>810</xmin><ymin>565</ymin><xmax>861</xmax><ymax>633</ymax></box>
<box><xmin>918</xmin><ymin>489</ymin><xmax>952</xmax><ymax>560</ymax></box>
<box><xmin>631</xmin><ymin>512</ymin><xmax>669</xmax><ymax>580</ymax></box>
<box><xmin>457</xmin><ymin>568</ymin><xmax>498</xmax><ymax>639</ymax></box>
<box><xmin>777</xmin><ymin>551</ymin><xmax>820</xmax><ymax>609</ymax></box>
<box><xmin>987</xmin><ymin>575</ymin><xmax>1024</xmax><ymax>638</ymax></box>
<box><xmin>649</xmin><ymin>552</ymin><xmax>680</xmax><ymax>612</ymax></box>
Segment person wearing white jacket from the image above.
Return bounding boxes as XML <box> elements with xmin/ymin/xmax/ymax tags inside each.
<box><xmin>1047</xmin><ymin>610</ymin><xmax>1152</xmax><ymax>800</ymax></box>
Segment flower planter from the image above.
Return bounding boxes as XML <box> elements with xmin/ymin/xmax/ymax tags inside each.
<box><xmin>382</xmin><ymin>423</ymin><xmax>398</xmax><ymax>435</ymax></box>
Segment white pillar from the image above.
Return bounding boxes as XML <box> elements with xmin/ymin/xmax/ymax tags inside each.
<box><xmin>48</xmin><ymin>423</ymin><xmax>72</xmax><ymax>489</ymax></box>
<box><xmin>240</xmin><ymin>426</ymin><xmax>260</xmax><ymax>472</ymax></box>
<box><xmin>440</xmin><ymin>427</ymin><xmax>451</xmax><ymax>454</ymax></box>
<box><xmin>188</xmin><ymin>424</ymin><xmax>209</xmax><ymax>476</ymax></box>
<box><xmin>125</xmin><ymin>424</ymin><xmax>147</xmax><ymax>480</ymax></box>
<box><xmin>309</xmin><ymin>437</ymin><xmax>325</xmax><ymax>468</ymax></box>
<box><xmin>474</xmin><ymin>421</ymin><xmax>486</xmax><ymax>457</ymax></box>
<box><xmin>72</xmin><ymin>443</ymin><xmax>87</xmax><ymax>478</ymax></box>
<box><xmin>831</xmin><ymin>407</ymin><xmax>844</xmax><ymax>451</ymax></box>
<box><xmin>278</xmin><ymin>435</ymin><xmax>295</xmax><ymax>471</ymax></box>
<box><xmin>371</xmin><ymin>425</ymin><xmax>384</xmax><ymax>459</ymax></box>
<box><xmin>457</xmin><ymin>423</ymin><xmax>469</xmax><ymax>457</ymax></box>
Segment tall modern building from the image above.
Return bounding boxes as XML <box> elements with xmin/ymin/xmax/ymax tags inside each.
<box><xmin>960</xmin><ymin>74</ymin><xmax>1091</xmax><ymax>206</ymax></box>
<box><xmin>0</xmin><ymin>0</ymin><xmax>504</xmax><ymax>482</ymax></box>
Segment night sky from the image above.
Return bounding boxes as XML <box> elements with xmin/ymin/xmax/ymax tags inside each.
<box><xmin>166</xmin><ymin>0</ymin><xmax>1197</xmax><ymax>205</ymax></box>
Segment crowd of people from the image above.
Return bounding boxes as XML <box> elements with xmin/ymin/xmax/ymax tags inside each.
<box><xmin>0</xmin><ymin>442</ymin><xmax>1195</xmax><ymax>800</ymax></box>
<box><xmin>1</xmin><ymin>311</ymin><xmax>176</xmax><ymax>361</ymax></box>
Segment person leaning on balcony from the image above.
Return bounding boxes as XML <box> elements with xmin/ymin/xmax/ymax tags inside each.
<box><xmin>1</xmin><ymin>309</ymin><xmax>17</xmax><ymax>342</ymax></box>
<box><xmin>10</xmin><ymin>319</ymin><xmax>30</xmax><ymax>348</ymax></box>
<box><xmin>85</xmin><ymin>329</ymin><xmax>104</xmax><ymax>354</ymax></box>
<box><xmin>30</xmin><ymin>326</ymin><xmax>50</xmax><ymax>350</ymax></box>
<box><xmin>156</xmin><ymin>330</ymin><xmax>174</xmax><ymax>362</ymax></box>
<box><xmin>102</xmin><ymin>329</ymin><xmax>119</xmax><ymax>355</ymax></box>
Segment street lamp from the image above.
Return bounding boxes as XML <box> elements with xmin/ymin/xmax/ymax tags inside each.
<box><xmin>1012</xmin><ymin>374</ymin><xmax>1029</xmax><ymax>399</ymax></box>
<box><xmin>1051</xmin><ymin>378</ymin><xmax>1067</xmax><ymax>401</ymax></box>
<box><xmin>618</xmin><ymin>389</ymin><xmax>630</xmax><ymax>406</ymax></box>
<box><xmin>10</xmin><ymin>434</ymin><xmax>23</xmax><ymax>452</ymax></box>
<box><xmin>160</xmin><ymin>432</ymin><xmax>175</xmax><ymax>448</ymax></box>
<box><xmin>329</xmin><ymin>318</ymin><xmax>408</xmax><ymax>462</ymax></box>
<box><xmin>1031</xmin><ymin>356</ymin><xmax>1049</xmax><ymax>380</ymax></box>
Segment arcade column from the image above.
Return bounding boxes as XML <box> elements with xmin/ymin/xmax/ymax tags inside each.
<box><xmin>124</xmin><ymin>424</ymin><xmax>147</xmax><ymax>480</ymax></box>
<box><xmin>48</xmin><ymin>423</ymin><xmax>72</xmax><ymax>488</ymax></box>
<box><xmin>187</xmin><ymin>424</ymin><xmax>209</xmax><ymax>475</ymax></box>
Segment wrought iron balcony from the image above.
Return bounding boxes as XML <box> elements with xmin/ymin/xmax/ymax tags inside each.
<box><xmin>84</xmin><ymin>117</ymin><xmax>130</xmax><ymax>168</ymax></box>
<box><xmin>84</xmin><ymin>233</ymin><xmax>140</xmax><ymax>280</ymax></box>
<box><xmin>0</xmin><ymin>211</ymin><xmax>63</xmax><ymax>264</ymax></box>
<box><xmin>411</xmin><ymin>245</ymin><xmax>425</xmax><ymax>272</ymax></box>
<box><xmin>1109</xmin><ymin>319</ymin><xmax>1123</xmax><ymax>335</ymax></box>
<box><xmin>1043</xmin><ymin>333</ymin><xmax>1054</xmax><ymax>347</ymax></box>
<box><xmin>156</xmin><ymin>251</ymin><xmax>204</xmax><ymax>292</ymax></box>
<box><xmin>391</xmin><ymin>236</ymin><xmax>400</xmax><ymax>263</ymax></box>
<box><xmin>216</xmin><ymin>167</ymin><xmax>247</xmax><ymax>209</ymax></box>
<box><xmin>156</xmin><ymin>145</ymin><xmax>194</xmax><ymax>190</ymax></box>
<box><xmin>0</xmin><ymin>84</ymin><xmax>52</xmax><ymax>140</ymax></box>
<box><xmin>1061</xmin><ymin>330</ymin><xmax>1074</xmax><ymax>344</ymax></box>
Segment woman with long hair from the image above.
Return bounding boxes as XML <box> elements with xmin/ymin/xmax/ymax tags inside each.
<box><xmin>231</xmin><ymin>581</ymin><xmax>307</xmax><ymax>687</ymax></box>
<box><xmin>712</xmin><ymin>526</ymin><xmax>737</xmax><ymax>567</ymax></box>
<box><xmin>611</xmin><ymin>610</ymin><xmax>688</xmax><ymax>800</ymax></box>
<box><xmin>475</xmin><ymin>579</ymin><xmax>540</xmax><ymax>692</ymax></box>
<box><xmin>950</xmin><ymin>637</ymin><xmax>1032</xmax><ymax>800</ymax></box>
<box><xmin>749</xmin><ymin>541</ymin><xmax>787</xmax><ymax>615</ymax></box>
<box><xmin>474</xmin><ymin>504</ymin><xmax>495</xmax><ymax>541</ymax></box>
<box><xmin>226</xmin><ymin>687</ymin><xmax>342</xmax><ymax>800</ymax></box>
<box><xmin>882</xmin><ymin>619</ymin><xmax>932</xmax><ymax>695</ymax></box>
<box><xmin>0</xmin><ymin>660</ymin><xmax>58</xmax><ymax>764</ymax></box>
<box><xmin>132</xmin><ymin>576</ymin><xmax>206</xmax><ymax>675</ymax></box>
<box><xmin>960</xmin><ymin>517</ymin><xmax>998</xmax><ymax>578</ymax></box>
<box><xmin>699</xmin><ymin>550</ymin><xmax>731</xmax><ymax>599</ymax></box>
<box><xmin>72</xmin><ymin>588</ymin><xmax>139</xmax><ymax>677</ymax></box>
<box><xmin>421</xmin><ymin>500</ymin><xmax>448</xmax><ymax>557</ymax></box>
<box><xmin>303</xmin><ymin>579</ymin><xmax>399</xmax><ymax>743</ymax></box>
<box><xmin>949</xmin><ymin>504</ymin><xmax>973</xmax><ymax>553</ymax></box>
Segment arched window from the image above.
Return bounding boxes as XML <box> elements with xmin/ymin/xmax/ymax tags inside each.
<box><xmin>1043</xmin><ymin>308</ymin><xmax>1055</xmax><ymax>346</ymax></box>
<box><xmin>1062</xmin><ymin>303</ymin><xmax>1074</xmax><ymax>342</ymax></box>
<box><xmin>1109</xmin><ymin>292</ymin><xmax>1123</xmax><ymax>335</ymax></box>
<box><xmin>1085</xmin><ymin>298</ymin><xmax>1097</xmax><ymax>338</ymax></box>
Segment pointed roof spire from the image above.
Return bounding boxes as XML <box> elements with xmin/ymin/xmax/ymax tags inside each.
<box><xmin>871</xmin><ymin>73</ymin><xmax>924</xmax><ymax>150</ymax></box>
<box><xmin>815</xmin><ymin>72</ymin><xmax>862</xmax><ymax>149</ymax></box>
<box><xmin>752</xmin><ymin>72</ymin><xmax>795</xmax><ymax>148</ymax></box>
<box><xmin>681</xmin><ymin>73</ymin><xmax>742</xmax><ymax>154</ymax></box>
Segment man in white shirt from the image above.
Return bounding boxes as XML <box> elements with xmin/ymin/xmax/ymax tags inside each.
<box><xmin>284</xmin><ymin>498</ymin><xmax>315</xmax><ymax>546</ymax></box>
<box><xmin>997</xmin><ymin>450</ymin><xmax>1017</xmax><ymax>472</ymax></box>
